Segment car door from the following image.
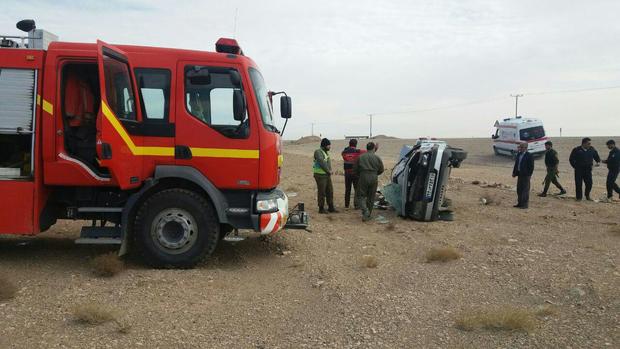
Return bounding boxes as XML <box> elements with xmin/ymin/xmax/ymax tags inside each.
<box><xmin>95</xmin><ymin>40</ymin><xmax>144</xmax><ymax>189</ymax></box>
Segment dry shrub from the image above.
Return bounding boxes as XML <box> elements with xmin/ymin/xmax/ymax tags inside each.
<box><xmin>386</xmin><ymin>223</ymin><xmax>396</xmax><ymax>231</ymax></box>
<box><xmin>455</xmin><ymin>306</ymin><xmax>537</xmax><ymax>332</ymax></box>
<box><xmin>0</xmin><ymin>275</ymin><xmax>18</xmax><ymax>301</ymax></box>
<box><xmin>425</xmin><ymin>247</ymin><xmax>461</xmax><ymax>262</ymax></box>
<box><xmin>535</xmin><ymin>304</ymin><xmax>557</xmax><ymax>317</ymax></box>
<box><xmin>73</xmin><ymin>303</ymin><xmax>117</xmax><ymax>325</ymax></box>
<box><xmin>471</xmin><ymin>180</ymin><xmax>481</xmax><ymax>185</ymax></box>
<box><xmin>91</xmin><ymin>252</ymin><xmax>125</xmax><ymax>277</ymax></box>
<box><xmin>609</xmin><ymin>226</ymin><xmax>620</xmax><ymax>236</ymax></box>
<box><xmin>361</xmin><ymin>255</ymin><xmax>378</xmax><ymax>268</ymax></box>
<box><xmin>480</xmin><ymin>192</ymin><xmax>502</xmax><ymax>206</ymax></box>
<box><xmin>72</xmin><ymin>303</ymin><xmax>131</xmax><ymax>333</ymax></box>
<box><xmin>326</xmin><ymin>215</ymin><xmax>334</xmax><ymax>221</ymax></box>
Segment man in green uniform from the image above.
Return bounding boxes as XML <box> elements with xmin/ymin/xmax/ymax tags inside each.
<box><xmin>354</xmin><ymin>142</ymin><xmax>384</xmax><ymax>221</ymax></box>
<box><xmin>538</xmin><ymin>141</ymin><xmax>566</xmax><ymax>197</ymax></box>
<box><xmin>313</xmin><ymin>138</ymin><xmax>337</xmax><ymax>214</ymax></box>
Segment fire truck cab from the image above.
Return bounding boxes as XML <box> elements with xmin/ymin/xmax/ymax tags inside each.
<box><xmin>0</xmin><ymin>20</ymin><xmax>292</xmax><ymax>267</ymax></box>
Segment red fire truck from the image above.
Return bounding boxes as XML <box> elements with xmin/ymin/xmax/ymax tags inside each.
<box><xmin>0</xmin><ymin>20</ymin><xmax>293</xmax><ymax>267</ymax></box>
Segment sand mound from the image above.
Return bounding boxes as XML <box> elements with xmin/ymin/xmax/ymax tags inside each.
<box><xmin>292</xmin><ymin>136</ymin><xmax>321</xmax><ymax>145</ymax></box>
<box><xmin>372</xmin><ymin>134</ymin><xmax>398</xmax><ymax>140</ymax></box>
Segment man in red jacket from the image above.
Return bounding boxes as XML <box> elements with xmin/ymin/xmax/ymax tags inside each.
<box><xmin>341</xmin><ymin>139</ymin><xmax>365</xmax><ymax>209</ymax></box>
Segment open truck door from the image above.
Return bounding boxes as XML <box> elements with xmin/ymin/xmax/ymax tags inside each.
<box><xmin>95</xmin><ymin>41</ymin><xmax>143</xmax><ymax>189</ymax></box>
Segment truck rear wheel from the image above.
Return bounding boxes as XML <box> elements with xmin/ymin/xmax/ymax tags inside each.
<box><xmin>133</xmin><ymin>189</ymin><xmax>219</xmax><ymax>268</ymax></box>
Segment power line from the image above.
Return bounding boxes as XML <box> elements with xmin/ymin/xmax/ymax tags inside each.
<box><xmin>524</xmin><ymin>85</ymin><xmax>620</xmax><ymax>96</ymax></box>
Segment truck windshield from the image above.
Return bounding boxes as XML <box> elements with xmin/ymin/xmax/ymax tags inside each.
<box><xmin>248</xmin><ymin>68</ymin><xmax>277</xmax><ymax>132</ymax></box>
<box><xmin>520</xmin><ymin>126</ymin><xmax>545</xmax><ymax>141</ymax></box>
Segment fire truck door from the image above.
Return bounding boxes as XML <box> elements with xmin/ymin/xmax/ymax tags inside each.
<box><xmin>95</xmin><ymin>41</ymin><xmax>143</xmax><ymax>189</ymax></box>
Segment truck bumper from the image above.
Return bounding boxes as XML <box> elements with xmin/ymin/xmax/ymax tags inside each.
<box><xmin>256</xmin><ymin>189</ymin><xmax>289</xmax><ymax>235</ymax></box>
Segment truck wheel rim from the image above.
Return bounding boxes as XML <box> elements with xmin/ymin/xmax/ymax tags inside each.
<box><xmin>151</xmin><ymin>208</ymin><xmax>197</xmax><ymax>254</ymax></box>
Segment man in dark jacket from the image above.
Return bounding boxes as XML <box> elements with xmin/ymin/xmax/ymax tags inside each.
<box><xmin>355</xmin><ymin>142</ymin><xmax>384</xmax><ymax>221</ymax></box>
<box><xmin>538</xmin><ymin>141</ymin><xmax>566</xmax><ymax>197</ymax></box>
<box><xmin>569</xmin><ymin>137</ymin><xmax>601</xmax><ymax>201</ymax></box>
<box><xmin>313</xmin><ymin>138</ymin><xmax>337</xmax><ymax>214</ymax></box>
<box><xmin>341</xmin><ymin>139</ymin><xmax>365</xmax><ymax>209</ymax></box>
<box><xmin>602</xmin><ymin>139</ymin><xmax>620</xmax><ymax>200</ymax></box>
<box><xmin>512</xmin><ymin>142</ymin><xmax>535</xmax><ymax>209</ymax></box>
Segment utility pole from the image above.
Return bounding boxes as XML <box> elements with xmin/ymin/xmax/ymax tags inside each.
<box><xmin>368</xmin><ymin>114</ymin><xmax>373</xmax><ymax>139</ymax></box>
<box><xmin>311</xmin><ymin>123</ymin><xmax>314</xmax><ymax>136</ymax></box>
<box><xmin>560</xmin><ymin>127</ymin><xmax>562</xmax><ymax>137</ymax></box>
<box><xmin>510</xmin><ymin>94</ymin><xmax>523</xmax><ymax>117</ymax></box>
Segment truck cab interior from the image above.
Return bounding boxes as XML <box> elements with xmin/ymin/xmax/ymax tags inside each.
<box><xmin>60</xmin><ymin>63</ymin><xmax>102</xmax><ymax>173</ymax></box>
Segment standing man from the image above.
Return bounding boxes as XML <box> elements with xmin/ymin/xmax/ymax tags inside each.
<box><xmin>602</xmin><ymin>139</ymin><xmax>620</xmax><ymax>200</ymax></box>
<box><xmin>341</xmin><ymin>139</ymin><xmax>365</xmax><ymax>209</ymax></box>
<box><xmin>355</xmin><ymin>142</ymin><xmax>384</xmax><ymax>221</ymax></box>
<box><xmin>313</xmin><ymin>138</ymin><xmax>337</xmax><ymax>214</ymax></box>
<box><xmin>569</xmin><ymin>137</ymin><xmax>601</xmax><ymax>201</ymax></box>
<box><xmin>512</xmin><ymin>142</ymin><xmax>535</xmax><ymax>209</ymax></box>
<box><xmin>538</xmin><ymin>141</ymin><xmax>566</xmax><ymax>197</ymax></box>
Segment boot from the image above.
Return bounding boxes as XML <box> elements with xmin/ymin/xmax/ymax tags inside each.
<box><xmin>558</xmin><ymin>188</ymin><xmax>566</xmax><ymax>195</ymax></box>
<box><xmin>328</xmin><ymin>206</ymin><xmax>339</xmax><ymax>213</ymax></box>
<box><xmin>319</xmin><ymin>207</ymin><xmax>328</xmax><ymax>214</ymax></box>
<box><xmin>537</xmin><ymin>192</ymin><xmax>547</xmax><ymax>197</ymax></box>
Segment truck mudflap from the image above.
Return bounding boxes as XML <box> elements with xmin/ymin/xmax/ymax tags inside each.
<box><xmin>258</xmin><ymin>193</ymin><xmax>289</xmax><ymax>235</ymax></box>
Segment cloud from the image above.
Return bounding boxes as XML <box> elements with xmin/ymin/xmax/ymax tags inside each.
<box><xmin>2</xmin><ymin>0</ymin><xmax>619</xmax><ymax>139</ymax></box>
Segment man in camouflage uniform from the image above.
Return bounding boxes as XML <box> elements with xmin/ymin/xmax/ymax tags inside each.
<box><xmin>538</xmin><ymin>141</ymin><xmax>566</xmax><ymax>197</ymax></box>
<box><xmin>354</xmin><ymin>142</ymin><xmax>384</xmax><ymax>221</ymax></box>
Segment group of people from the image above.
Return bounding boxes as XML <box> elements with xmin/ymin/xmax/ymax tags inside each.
<box><xmin>512</xmin><ymin>137</ymin><xmax>620</xmax><ymax>208</ymax></box>
<box><xmin>313</xmin><ymin>138</ymin><xmax>384</xmax><ymax>221</ymax></box>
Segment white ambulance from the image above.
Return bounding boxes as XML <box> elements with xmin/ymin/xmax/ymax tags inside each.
<box><xmin>491</xmin><ymin>116</ymin><xmax>547</xmax><ymax>157</ymax></box>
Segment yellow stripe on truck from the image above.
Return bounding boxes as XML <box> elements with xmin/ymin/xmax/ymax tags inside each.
<box><xmin>102</xmin><ymin>101</ymin><xmax>259</xmax><ymax>159</ymax></box>
<box><xmin>42</xmin><ymin>99</ymin><xmax>53</xmax><ymax>115</ymax></box>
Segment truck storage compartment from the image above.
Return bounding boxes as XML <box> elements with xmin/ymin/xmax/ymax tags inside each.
<box><xmin>0</xmin><ymin>68</ymin><xmax>36</xmax><ymax>178</ymax></box>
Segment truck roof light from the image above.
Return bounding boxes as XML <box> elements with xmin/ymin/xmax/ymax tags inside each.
<box><xmin>216</xmin><ymin>38</ymin><xmax>243</xmax><ymax>55</ymax></box>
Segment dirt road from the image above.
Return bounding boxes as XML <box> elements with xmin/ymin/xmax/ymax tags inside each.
<box><xmin>1</xmin><ymin>137</ymin><xmax>618</xmax><ymax>348</ymax></box>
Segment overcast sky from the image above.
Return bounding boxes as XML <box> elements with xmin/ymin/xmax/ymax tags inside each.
<box><xmin>3</xmin><ymin>0</ymin><xmax>619</xmax><ymax>139</ymax></box>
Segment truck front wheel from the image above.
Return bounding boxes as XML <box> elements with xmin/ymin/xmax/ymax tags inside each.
<box><xmin>134</xmin><ymin>189</ymin><xmax>219</xmax><ymax>268</ymax></box>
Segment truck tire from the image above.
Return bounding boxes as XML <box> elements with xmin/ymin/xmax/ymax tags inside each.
<box><xmin>133</xmin><ymin>189</ymin><xmax>219</xmax><ymax>268</ymax></box>
<box><xmin>493</xmin><ymin>146</ymin><xmax>499</xmax><ymax>155</ymax></box>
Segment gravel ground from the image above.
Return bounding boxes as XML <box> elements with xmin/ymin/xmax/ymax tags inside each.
<box><xmin>0</xmin><ymin>137</ymin><xmax>618</xmax><ymax>348</ymax></box>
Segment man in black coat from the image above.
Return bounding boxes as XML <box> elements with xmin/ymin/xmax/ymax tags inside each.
<box><xmin>569</xmin><ymin>137</ymin><xmax>601</xmax><ymax>201</ymax></box>
<box><xmin>512</xmin><ymin>142</ymin><xmax>535</xmax><ymax>209</ymax></box>
<box><xmin>602</xmin><ymin>139</ymin><xmax>620</xmax><ymax>200</ymax></box>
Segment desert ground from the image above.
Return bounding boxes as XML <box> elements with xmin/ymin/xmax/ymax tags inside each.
<box><xmin>1</xmin><ymin>136</ymin><xmax>618</xmax><ymax>348</ymax></box>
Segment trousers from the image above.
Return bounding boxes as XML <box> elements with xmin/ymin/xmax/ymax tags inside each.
<box><xmin>358</xmin><ymin>172</ymin><xmax>378</xmax><ymax>217</ymax></box>
<box><xmin>314</xmin><ymin>174</ymin><xmax>334</xmax><ymax>210</ymax></box>
<box><xmin>344</xmin><ymin>174</ymin><xmax>360</xmax><ymax>208</ymax></box>
<box><xmin>543</xmin><ymin>167</ymin><xmax>564</xmax><ymax>193</ymax></box>
<box><xmin>516</xmin><ymin>175</ymin><xmax>531</xmax><ymax>207</ymax></box>
<box><xmin>607</xmin><ymin>169</ymin><xmax>620</xmax><ymax>198</ymax></box>
<box><xmin>574</xmin><ymin>166</ymin><xmax>593</xmax><ymax>200</ymax></box>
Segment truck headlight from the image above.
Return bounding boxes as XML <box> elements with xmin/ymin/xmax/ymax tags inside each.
<box><xmin>256</xmin><ymin>199</ymin><xmax>278</xmax><ymax>213</ymax></box>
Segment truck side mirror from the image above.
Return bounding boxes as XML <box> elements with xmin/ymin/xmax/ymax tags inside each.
<box><xmin>491</xmin><ymin>134</ymin><xmax>498</xmax><ymax>139</ymax></box>
<box><xmin>280</xmin><ymin>96</ymin><xmax>292</xmax><ymax>119</ymax></box>
<box><xmin>233</xmin><ymin>89</ymin><xmax>246</xmax><ymax>121</ymax></box>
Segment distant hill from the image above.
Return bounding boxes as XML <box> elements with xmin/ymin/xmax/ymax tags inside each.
<box><xmin>290</xmin><ymin>135</ymin><xmax>321</xmax><ymax>145</ymax></box>
<box><xmin>372</xmin><ymin>134</ymin><xmax>398</xmax><ymax>140</ymax></box>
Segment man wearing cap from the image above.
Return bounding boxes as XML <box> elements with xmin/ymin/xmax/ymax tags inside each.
<box><xmin>602</xmin><ymin>139</ymin><xmax>620</xmax><ymax>200</ymax></box>
<box><xmin>313</xmin><ymin>138</ymin><xmax>337</xmax><ymax>214</ymax></box>
<box><xmin>569</xmin><ymin>137</ymin><xmax>601</xmax><ymax>201</ymax></box>
<box><xmin>341</xmin><ymin>139</ymin><xmax>365</xmax><ymax>209</ymax></box>
<box><xmin>538</xmin><ymin>141</ymin><xmax>566</xmax><ymax>197</ymax></box>
<box><xmin>355</xmin><ymin>142</ymin><xmax>384</xmax><ymax>221</ymax></box>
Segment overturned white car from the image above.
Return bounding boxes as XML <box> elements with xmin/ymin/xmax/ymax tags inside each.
<box><xmin>386</xmin><ymin>140</ymin><xmax>467</xmax><ymax>221</ymax></box>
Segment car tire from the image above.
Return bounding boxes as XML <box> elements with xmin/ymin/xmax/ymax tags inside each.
<box><xmin>493</xmin><ymin>146</ymin><xmax>500</xmax><ymax>155</ymax></box>
<box><xmin>134</xmin><ymin>188</ymin><xmax>219</xmax><ymax>268</ymax></box>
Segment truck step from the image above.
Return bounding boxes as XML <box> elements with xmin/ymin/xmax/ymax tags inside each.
<box><xmin>80</xmin><ymin>226</ymin><xmax>121</xmax><ymax>239</ymax></box>
<box><xmin>75</xmin><ymin>237</ymin><xmax>122</xmax><ymax>245</ymax></box>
